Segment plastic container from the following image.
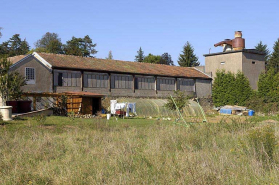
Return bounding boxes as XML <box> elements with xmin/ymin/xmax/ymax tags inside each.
<box><xmin>248</xmin><ymin>110</ymin><xmax>255</xmax><ymax>116</ymax></box>
<box><xmin>107</xmin><ymin>114</ymin><xmax>111</xmax><ymax>120</ymax></box>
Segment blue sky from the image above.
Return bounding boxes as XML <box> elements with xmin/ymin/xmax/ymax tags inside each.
<box><xmin>0</xmin><ymin>0</ymin><xmax>278</xmax><ymax>65</ymax></box>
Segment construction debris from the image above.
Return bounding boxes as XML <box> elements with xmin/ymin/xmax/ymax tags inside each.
<box><xmin>218</xmin><ymin>105</ymin><xmax>255</xmax><ymax>116</ymax></box>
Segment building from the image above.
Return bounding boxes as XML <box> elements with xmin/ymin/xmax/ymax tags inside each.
<box><xmin>4</xmin><ymin>52</ymin><xmax>212</xmax><ymax>113</ymax></box>
<box><xmin>204</xmin><ymin>31</ymin><xmax>265</xmax><ymax>90</ymax></box>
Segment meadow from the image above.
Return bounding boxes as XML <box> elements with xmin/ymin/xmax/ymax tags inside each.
<box><xmin>0</xmin><ymin>115</ymin><xmax>278</xmax><ymax>184</ymax></box>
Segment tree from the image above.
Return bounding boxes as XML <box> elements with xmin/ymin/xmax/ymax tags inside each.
<box><xmin>258</xmin><ymin>68</ymin><xmax>279</xmax><ymax>102</ymax></box>
<box><xmin>0</xmin><ymin>34</ymin><xmax>30</xmax><ymax>57</ymax></box>
<box><xmin>165</xmin><ymin>90</ymin><xmax>189</xmax><ymax>112</ymax></box>
<box><xmin>142</xmin><ymin>53</ymin><xmax>161</xmax><ymax>64</ymax></box>
<box><xmin>234</xmin><ymin>71</ymin><xmax>253</xmax><ymax>106</ymax></box>
<box><xmin>35</xmin><ymin>32</ymin><xmax>63</xmax><ymax>54</ymax></box>
<box><xmin>160</xmin><ymin>52</ymin><xmax>174</xmax><ymax>65</ymax></box>
<box><xmin>135</xmin><ymin>47</ymin><xmax>144</xmax><ymax>62</ymax></box>
<box><xmin>0</xmin><ymin>55</ymin><xmax>26</xmax><ymax>105</ymax></box>
<box><xmin>106</xmin><ymin>50</ymin><xmax>113</xmax><ymax>59</ymax></box>
<box><xmin>212</xmin><ymin>70</ymin><xmax>252</xmax><ymax>107</ymax></box>
<box><xmin>63</xmin><ymin>35</ymin><xmax>97</xmax><ymax>57</ymax></box>
<box><xmin>212</xmin><ymin>70</ymin><xmax>235</xmax><ymax>106</ymax></box>
<box><xmin>267</xmin><ymin>39</ymin><xmax>279</xmax><ymax>72</ymax></box>
<box><xmin>255</xmin><ymin>41</ymin><xmax>270</xmax><ymax>61</ymax></box>
<box><xmin>178</xmin><ymin>41</ymin><xmax>199</xmax><ymax>67</ymax></box>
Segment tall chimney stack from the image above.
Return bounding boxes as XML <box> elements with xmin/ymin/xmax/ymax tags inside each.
<box><xmin>232</xmin><ymin>31</ymin><xmax>245</xmax><ymax>50</ymax></box>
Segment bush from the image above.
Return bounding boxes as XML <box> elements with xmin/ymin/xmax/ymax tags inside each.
<box><xmin>258</xmin><ymin>68</ymin><xmax>279</xmax><ymax>103</ymax></box>
<box><xmin>245</xmin><ymin>92</ymin><xmax>279</xmax><ymax>113</ymax></box>
<box><xmin>212</xmin><ymin>70</ymin><xmax>252</xmax><ymax>107</ymax></box>
<box><xmin>165</xmin><ymin>90</ymin><xmax>189</xmax><ymax>112</ymax></box>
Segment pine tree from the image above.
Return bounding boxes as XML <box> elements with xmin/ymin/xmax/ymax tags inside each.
<box><xmin>234</xmin><ymin>71</ymin><xmax>253</xmax><ymax>106</ymax></box>
<box><xmin>255</xmin><ymin>41</ymin><xmax>270</xmax><ymax>61</ymax></box>
<box><xmin>63</xmin><ymin>35</ymin><xmax>97</xmax><ymax>57</ymax></box>
<box><xmin>0</xmin><ymin>34</ymin><xmax>30</xmax><ymax>57</ymax></box>
<box><xmin>135</xmin><ymin>47</ymin><xmax>144</xmax><ymax>62</ymax></box>
<box><xmin>160</xmin><ymin>52</ymin><xmax>174</xmax><ymax>65</ymax></box>
<box><xmin>106</xmin><ymin>50</ymin><xmax>113</xmax><ymax>59</ymax></box>
<box><xmin>268</xmin><ymin>39</ymin><xmax>279</xmax><ymax>72</ymax></box>
<box><xmin>178</xmin><ymin>41</ymin><xmax>199</xmax><ymax>67</ymax></box>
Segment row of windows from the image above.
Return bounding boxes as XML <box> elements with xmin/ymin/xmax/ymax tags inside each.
<box><xmin>53</xmin><ymin>71</ymin><xmax>195</xmax><ymax>91</ymax></box>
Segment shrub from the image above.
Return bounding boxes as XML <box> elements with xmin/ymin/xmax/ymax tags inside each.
<box><xmin>212</xmin><ymin>70</ymin><xmax>252</xmax><ymax>107</ymax></box>
<box><xmin>258</xmin><ymin>68</ymin><xmax>279</xmax><ymax>103</ymax></box>
<box><xmin>165</xmin><ymin>90</ymin><xmax>189</xmax><ymax>112</ymax></box>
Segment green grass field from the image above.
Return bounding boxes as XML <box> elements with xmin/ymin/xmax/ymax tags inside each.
<box><xmin>0</xmin><ymin>116</ymin><xmax>278</xmax><ymax>184</ymax></box>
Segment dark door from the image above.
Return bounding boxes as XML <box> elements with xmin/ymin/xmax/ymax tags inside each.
<box><xmin>92</xmin><ymin>98</ymin><xmax>100</xmax><ymax>115</ymax></box>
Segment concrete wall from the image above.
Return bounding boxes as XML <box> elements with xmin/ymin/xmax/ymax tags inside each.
<box><xmin>10</xmin><ymin>56</ymin><xmax>53</xmax><ymax>93</ymax></box>
<box><xmin>205</xmin><ymin>51</ymin><xmax>265</xmax><ymax>90</ymax></box>
<box><xmin>205</xmin><ymin>52</ymin><xmax>243</xmax><ymax>80</ymax></box>
<box><xmin>195</xmin><ymin>79</ymin><xmax>212</xmax><ymax>98</ymax></box>
<box><xmin>242</xmin><ymin>53</ymin><xmax>265</xmax><ymax>90</ymax></box>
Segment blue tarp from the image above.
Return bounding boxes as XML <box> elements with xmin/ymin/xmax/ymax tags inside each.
<box><xmin>220</xmin><ymin>108</ymin><xmax>232</xmax><ymax>114</ymax></box>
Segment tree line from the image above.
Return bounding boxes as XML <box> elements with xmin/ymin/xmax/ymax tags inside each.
<box><xmin>0</xmin><ymin>31</ymin><xmax>98</xmax><ymax>58</ymax></box>
<box><xmin>134</xmin><ymin>41</ymin><xmax>200</xmax><ymax>67</ymax></box>
<box><xmin>0</xmin><ymin>28</ymin><xmax>200</xmax><ymax>67</ymax></box>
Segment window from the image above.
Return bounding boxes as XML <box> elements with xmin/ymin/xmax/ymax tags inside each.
<box><xmin>54</xmin><ymin>71</ymin><xmax>81</xmax><ymax>87</ymax></box>
<box><xmin>25</xmin><ymin>67</ymin><xmax>35</xmax><ymax>84</ymax></box>
<box><xmin>111</xmin><ymin>74</ymin><xmax>132</xmax><ymax>89</ymax></box>
<box><xmin>221</xmin><ymin>62</ymin><xmax>225</xmax><ymax>65</ymax></box>
<box><xmin>178</xmin><ymin>79</ymin><xmax>195</xmax><ymax>91</ymax></box>
<box><xmin>135</xmin><ymin>76</ymin><xmax>155</xmax><ymax>90</ymax></box>
<box><xmin>58</xmin><ymin>73</ymin><xmax>63</xmax><ymax>86</ymax></box>
<box><xmin>252</xmin><ymin>61</ymin><xmax>256</xmax><ymax>64</ymax></box>
<box><xmin>157</xmin><ymin>78</ymin><xmax>175</xmax><ymax>91</ymax></box>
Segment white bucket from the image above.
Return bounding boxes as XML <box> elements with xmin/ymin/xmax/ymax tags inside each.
<box><xmin>107</xmin><ymin>114</ymin><xmax>111</xmax><ymax>120</ymax></box>
<box><xmin>0</xmin><ymin>106</ymin><xmax>13</xmax><ymax>121</ymax></box>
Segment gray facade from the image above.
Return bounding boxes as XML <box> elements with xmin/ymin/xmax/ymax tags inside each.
<box><xmin>10</xmin><ymin>54</ymin><xmax>212</xmax><ymax>98</ymax></box>
<box><xmin>204</xmin><ymin>50</ymin><xmax>265</xmax><ymax>90</ymax></box>
<box><xmin>10</xmin><ymin>56</ymin><xmax>53</xmax><ymax>93</ymax></box>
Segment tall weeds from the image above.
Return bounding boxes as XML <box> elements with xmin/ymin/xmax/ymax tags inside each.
<box><xmin>0</xmin><ymin>116</ymin><xmax>278</xmax><ymax>184</ymax></box>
